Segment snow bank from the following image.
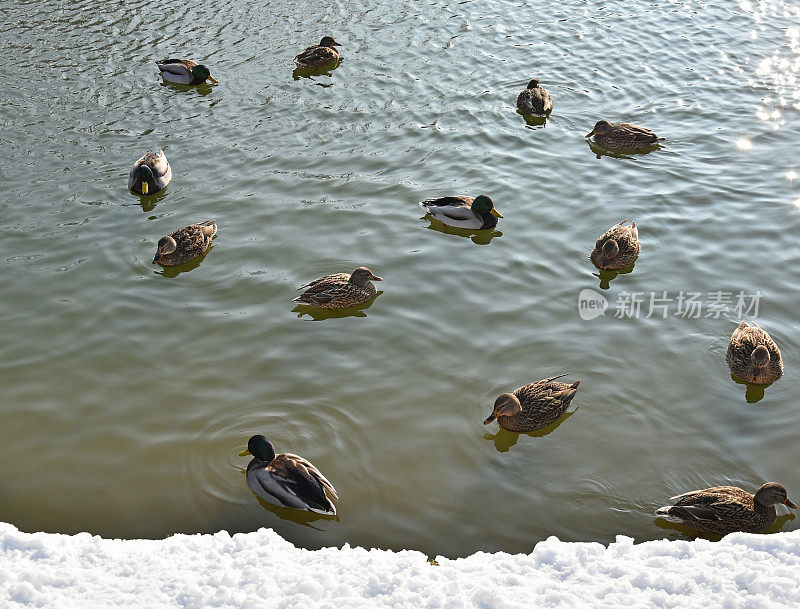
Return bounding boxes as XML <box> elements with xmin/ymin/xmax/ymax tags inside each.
<box><xmin>2</xmin><ymin>523</ymin><xmax>800</xmax><ymax>608</ymax></box>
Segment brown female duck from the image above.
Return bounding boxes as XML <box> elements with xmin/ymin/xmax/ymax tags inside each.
<box><xmin>294</xmin><ymin>37</ymin><xmax>342</xmax><ymax>68</ymax></box>
<box><xmin>153</xmin><ymin>220</ymin><xmax>217</xmax><ymax>266</ymax></box>
<box><xmin>516</xmin><ymin>79</ymin><xmax>553</xmax><ymax>115</ymax></box>
<box><xmin>656</xmin><ymin>482</ymin><xmax>796</xmax><ymax>536</ymax></box>
<box><xmin>293</xmin><ymin>267</ymin><xmax>381</xmax><ymax>309</ymax></box>
<box><xmin>484</xmin><ymin>374</ymin><xmax>581</xmax><ymax>432</ymax></box>
<box><xmin>726</xmin><ymin>321</ymin><xmax>783</xmax><ymax>384</ymax></box>
<box><xmin>590</xmin><ymin>220</ymin><xmax>639</xmax><ymax>270</ymax></box>
<box><xmin>586</xmin><ymin>120</ymin><xmax>662</xmax><ymax>150</ymax></box>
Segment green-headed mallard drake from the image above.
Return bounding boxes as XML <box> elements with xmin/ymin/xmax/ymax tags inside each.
<box><xmin>516</xmin><ymin>79</ymin><xmax>553</xmax><ymax>115</ymax></box>
<box><xmin>245</xmin><ymin>435</ymin><xmax>338</xmax><ymax>515</ymax></box>
<box><xmin>156</xmin><ymin>59</ymin><xmax>218</xmax><ymax>85</ymax></box>
<box><xmin>727</xmin><ymin>321</ymin><xmax>783</xmax><ymax>385</ymax></box>
<box><xmin>419</xmin><ymin>195</ymin><xmax>502</xmax><ymax>230</ymax></box>
<box><xmin>590</xmin><ymin>219</ymin><xmax>639</xmax><ymax>270</ymax></box>
<box><xmin>293</xmin><ymin>266</ymin><xmax>381</xmax><ymax>309</ymax></box>
<box><xmin>153</xmin><ymin>220</ymin><xmax>217</xmax><ymax>266</ymax></box>
<box><xmin>129</xmin><ymin>150</ymin><xmax>171</xmax><ymax>196</ymax></box>
<box><xmin>586</xmin><ymin>120</ymin><xmax>662</xmax><ymax>150</ymax></box>
<box><xmin>293</xmin><ymin>37</ymin><xmax>341</xmax><ymax>68</ymax></box>
<box><xmin>656</xmin><ymin>482</ymin><xmax>796</xmax><ymax>536</ymax></box>
<box><xmin>484</xmin><ymin>374</ymin><xmax>581</xmax><ymax>432</ymax></box>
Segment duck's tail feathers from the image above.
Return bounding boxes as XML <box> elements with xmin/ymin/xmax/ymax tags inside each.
<box><xmin>198</xmin><ymin>220</ymin><xmax>217</xmax><ymax>237</ymax></box>
<box><xmin>543</xmin><ymin>373</ymin><xmax>570</xmax><ymax>383</ymax></box>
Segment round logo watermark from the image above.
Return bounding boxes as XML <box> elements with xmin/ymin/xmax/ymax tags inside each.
<box><xmin>578</xmin><ymin>288</ymin><xmax>608</xmax><ymax>320</ymax></box>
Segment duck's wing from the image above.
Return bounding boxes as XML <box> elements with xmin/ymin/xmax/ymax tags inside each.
<box><xmin>293</xmin><ymin>274</ymin><xmax>352</xmax><ymax>304</ymax></box>
<box><xmin>294</xmin><ymin>45</ymin><xmax>338</xmax><ymax>65</ymax></box>
<box><xmin>269</xmin><ymin>454</ymin><xmax>337</xmax><ymax>514</ymax></box>
<box><xmin>155</xmin><ymin>59</ymin><xmax>196</xmax><ymax>76</ymax></box>
<box><xmin>419</xmin><ymin>197</ymin><xmax>483</xmax><ymax>228</ymax></box>
<box><xmin>296</xmin><ymin>273</ymin><xmax>349</xmax><ymax>291</ymax></box>
<box><xmin>615</xmin><ymin>123</ymin><xmax>660</xmax><ymax>144</ymax></box>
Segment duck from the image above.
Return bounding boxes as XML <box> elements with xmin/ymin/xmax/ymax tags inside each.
<box><xmin>726</xmin><ymin>321</ymin><xmax>783</xmax><ymax>385</ymax></box>
<box><xmin>656</xmin><ymin>482</ymin><xmax>796</xmax><ymax>536</ymax></box>
<box><xmin>155</xmin><ymin>59</ymin><xmax>218</xmax><ymax>85</ymax></box>
<box><xmin>484</xmin><ymin>374</ymin><xmax>581</xmax><ymax>432</ymax></box>
<box><xmin>245</xmin><ymin>435</ymin><xmax>338</xmax><ymax>515</ymax></box>
<box><xmin>129</xmin><ymin>150</ymin><xmax>171</xmax><ymax>196</ymax></box>
<box><xmin>590</xmin><ymin>219</ymin><xmax>639</xmax><ymax>270</ymax></box>
<box><xmin>293</xmin><ymin>266</ymin><xmax>382</xmax><ymax>309</ymax></box>
<box><xmin>419</xmin><ymin>195</ymin><xmax>503</xmax><ymax>230</ymax></box>
<box><xmin>585</xmin><ymin>120</ymin><xmax>662</xmax><ymax>150</ymax></box>
<box><xmin>293</xmin><ymin>37</ymin><xmax>342</xmax><ymax>68</ymax></box>
<box><xmin>153</xmin><ymin>220</ymin><xmax>217</xmax><ymax>266</ymax></box>
<box><xmin>516</xmin><ymin>78</ymin><xmax>553</xmax><ymax>115</ymax></box>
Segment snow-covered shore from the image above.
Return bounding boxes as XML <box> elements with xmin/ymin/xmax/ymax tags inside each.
<box><xmin>2</xmin><ymin>523</ymin><xmax>800</xmax><ymax>608</ymax></box>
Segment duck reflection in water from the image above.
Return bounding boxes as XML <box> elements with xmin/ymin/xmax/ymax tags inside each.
<box><xmin>484</xmin><ymin>409</ymin><xmax>578</xmax><ymax>453</ymax></box>
<box><xmin>729</xmin><ymin>373</ymin><xmax>772</xmax><ymax>404</ymax></box>
<box><xmin>292</xmin><ymin>59</ymin><xmax>342</xmax><ymax>82</ymax></box>
<box><xmin>153</xmin><ymin>248</ymin><xmax>213</xmax><ymax>278</ymax></box>
<box><xmin>593</xmin><ymin>263</ymin><xmax>635</xmax><ymax>290</ymax></box>
<box><xmin>654</xmin><ymin>511</ymin><xmax>795</xmax><ymax>541</ymax></box>
<box><xmin>293</xmin><ymin>292</ymin><xmax>382</xmax><ymax>320</ymax></box>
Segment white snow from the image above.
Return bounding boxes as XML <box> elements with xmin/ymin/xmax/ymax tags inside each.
<box><xmin>2</xmin><ymin>522</ymin><xmax>800</xmax><ymax>608</ymax></box>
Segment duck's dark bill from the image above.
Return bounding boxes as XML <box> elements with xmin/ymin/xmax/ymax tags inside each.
<box><xmin>483</xmin><ymin>413</ymin><xmax>497</xmax><ymax>424</ymax></box>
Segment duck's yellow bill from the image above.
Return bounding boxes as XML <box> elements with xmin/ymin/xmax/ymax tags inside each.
<box><xmin>239</xmin><ymin>449</ymin><xmax>250</xmax><ymax>457</ymax></box>
<box><xmin>208</xmin><ymin>76</ymin><xmax>219</xmax><ymax>83</ymax></box>
<box><xmin>490</xmin><ymin>208</ymin><xmax>503</xmax><ymax>218</ymax></box>
<box><xmin>141</xmin><ymin>182</ymin><xmax>149</xmax><ymax>195</ymax></box>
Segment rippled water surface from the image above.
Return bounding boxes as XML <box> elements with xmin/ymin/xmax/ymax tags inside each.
<box><xmin>1</xmin><ymin>0</ymin><xmax>799</xmax><ymax>556</ymax></box>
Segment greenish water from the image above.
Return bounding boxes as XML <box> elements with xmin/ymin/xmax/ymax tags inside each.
<box><xmin>1</xmin><ymin>0</ymin><xmax>799</xmax><ymax>557</ymax></box>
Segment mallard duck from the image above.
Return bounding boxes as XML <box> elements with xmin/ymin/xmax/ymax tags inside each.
<box><xmin>129</xmin><ymin>150</ymin><xmax>171</xmax><ymax>196</ymax></box>
<box><xmin>419</xmin><ymin>195</ymin><xmax>502</xmax><ymax>230</ymax></box>
<box><xmin>245</xmin><ymin>435</ymin><xmax>338</xmax><ymax>515</ymax></box>
<box><xmin>153</xmin><ymin>220</ymin><xmax>217</xmax><ymax>266</ymax></box>
<box><xmin>516</xmin><ymin>79</ymin><xmax>553</xmax><ymax>115</ymax></box>
<box><xmin>590</xmin><ymin>219</ymin><xmax>639</xmax><ymax>270</ymax></box>
<box><xmin>484</xmin><ymin>374</ymin><xmax>581</xmax><ymax>432</ymax></box>
<box><xmin>586</xmin><ymin>120</ymin><xmax>662</xmax><ymax>150</ymax></box>
<box><xmin>656</xmin><ymin>482</ymin><xmax>796</xmax><ymax>536</ymax></box>
<box><xmin>293</xmin><ymin>37</ymin><xmax>342</xmax><ymax>68</ymax></box>
<box><xmin>726</xmin><ymin>321</ymin><xmax>783</xmax><ymax>385</ymax></box>
<box><xmin>293</xmin><ymin>266</ymin><xmax>381</xmax><ymax>309</ymax></box>
<box><xmin>155</xmin><ymin>59</ymin><xmax>218</xmax><ymax>85</ymax></box>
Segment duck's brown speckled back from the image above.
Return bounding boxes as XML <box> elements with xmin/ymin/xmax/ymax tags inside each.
<box><xmin>726</xmin><ymin>321</ymin><xmax>783</xmax><ymax>384</ymax></box>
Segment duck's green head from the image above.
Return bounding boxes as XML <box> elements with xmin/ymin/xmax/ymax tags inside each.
<box><xmin>349</xmin><ymin>266</ymin><xmax>382</xmax><ymax>286</ymax></box>
<box><xmin>527</xmin><ymin>78</ymin><xmax>540</xmax><ymax>89</ymax></box>
<box><xmin>247</xmin><ymin>435</ymin><xmax>276</xmax><ymax>463</ymax></box>
<box><xmin>484</xmin><ymin>393</ymin><xmax>522</xmax><ymax>424</ymax></box>
<box><xmin>320</xmin><ymin>36</ymin><xmax>341</xmax><ymax>48</ymax></box>
<box><xmin>472</xmin><ymin>195</ymin><xmax>503</xmax><ymax>219</ymax></box>
<box><xmin>587</xmin><ymin>120</ymin><xmax>612</xmax><ymax>138</ymax></box>
<box><xmin>136</xmin><ymin>164</ymin><xmax>154</xmax><ymax>195</ymax></box>
<box><xmin>193</xmin><ymin>64</ymin><xmax>218</xmax><ymax>83</ymax></box>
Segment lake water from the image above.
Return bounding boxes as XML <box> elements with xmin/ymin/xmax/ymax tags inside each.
<box><xmin>1</xmin><ymin>0</ymin><xmax>799</xmax><ymax>557</ymax></box>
